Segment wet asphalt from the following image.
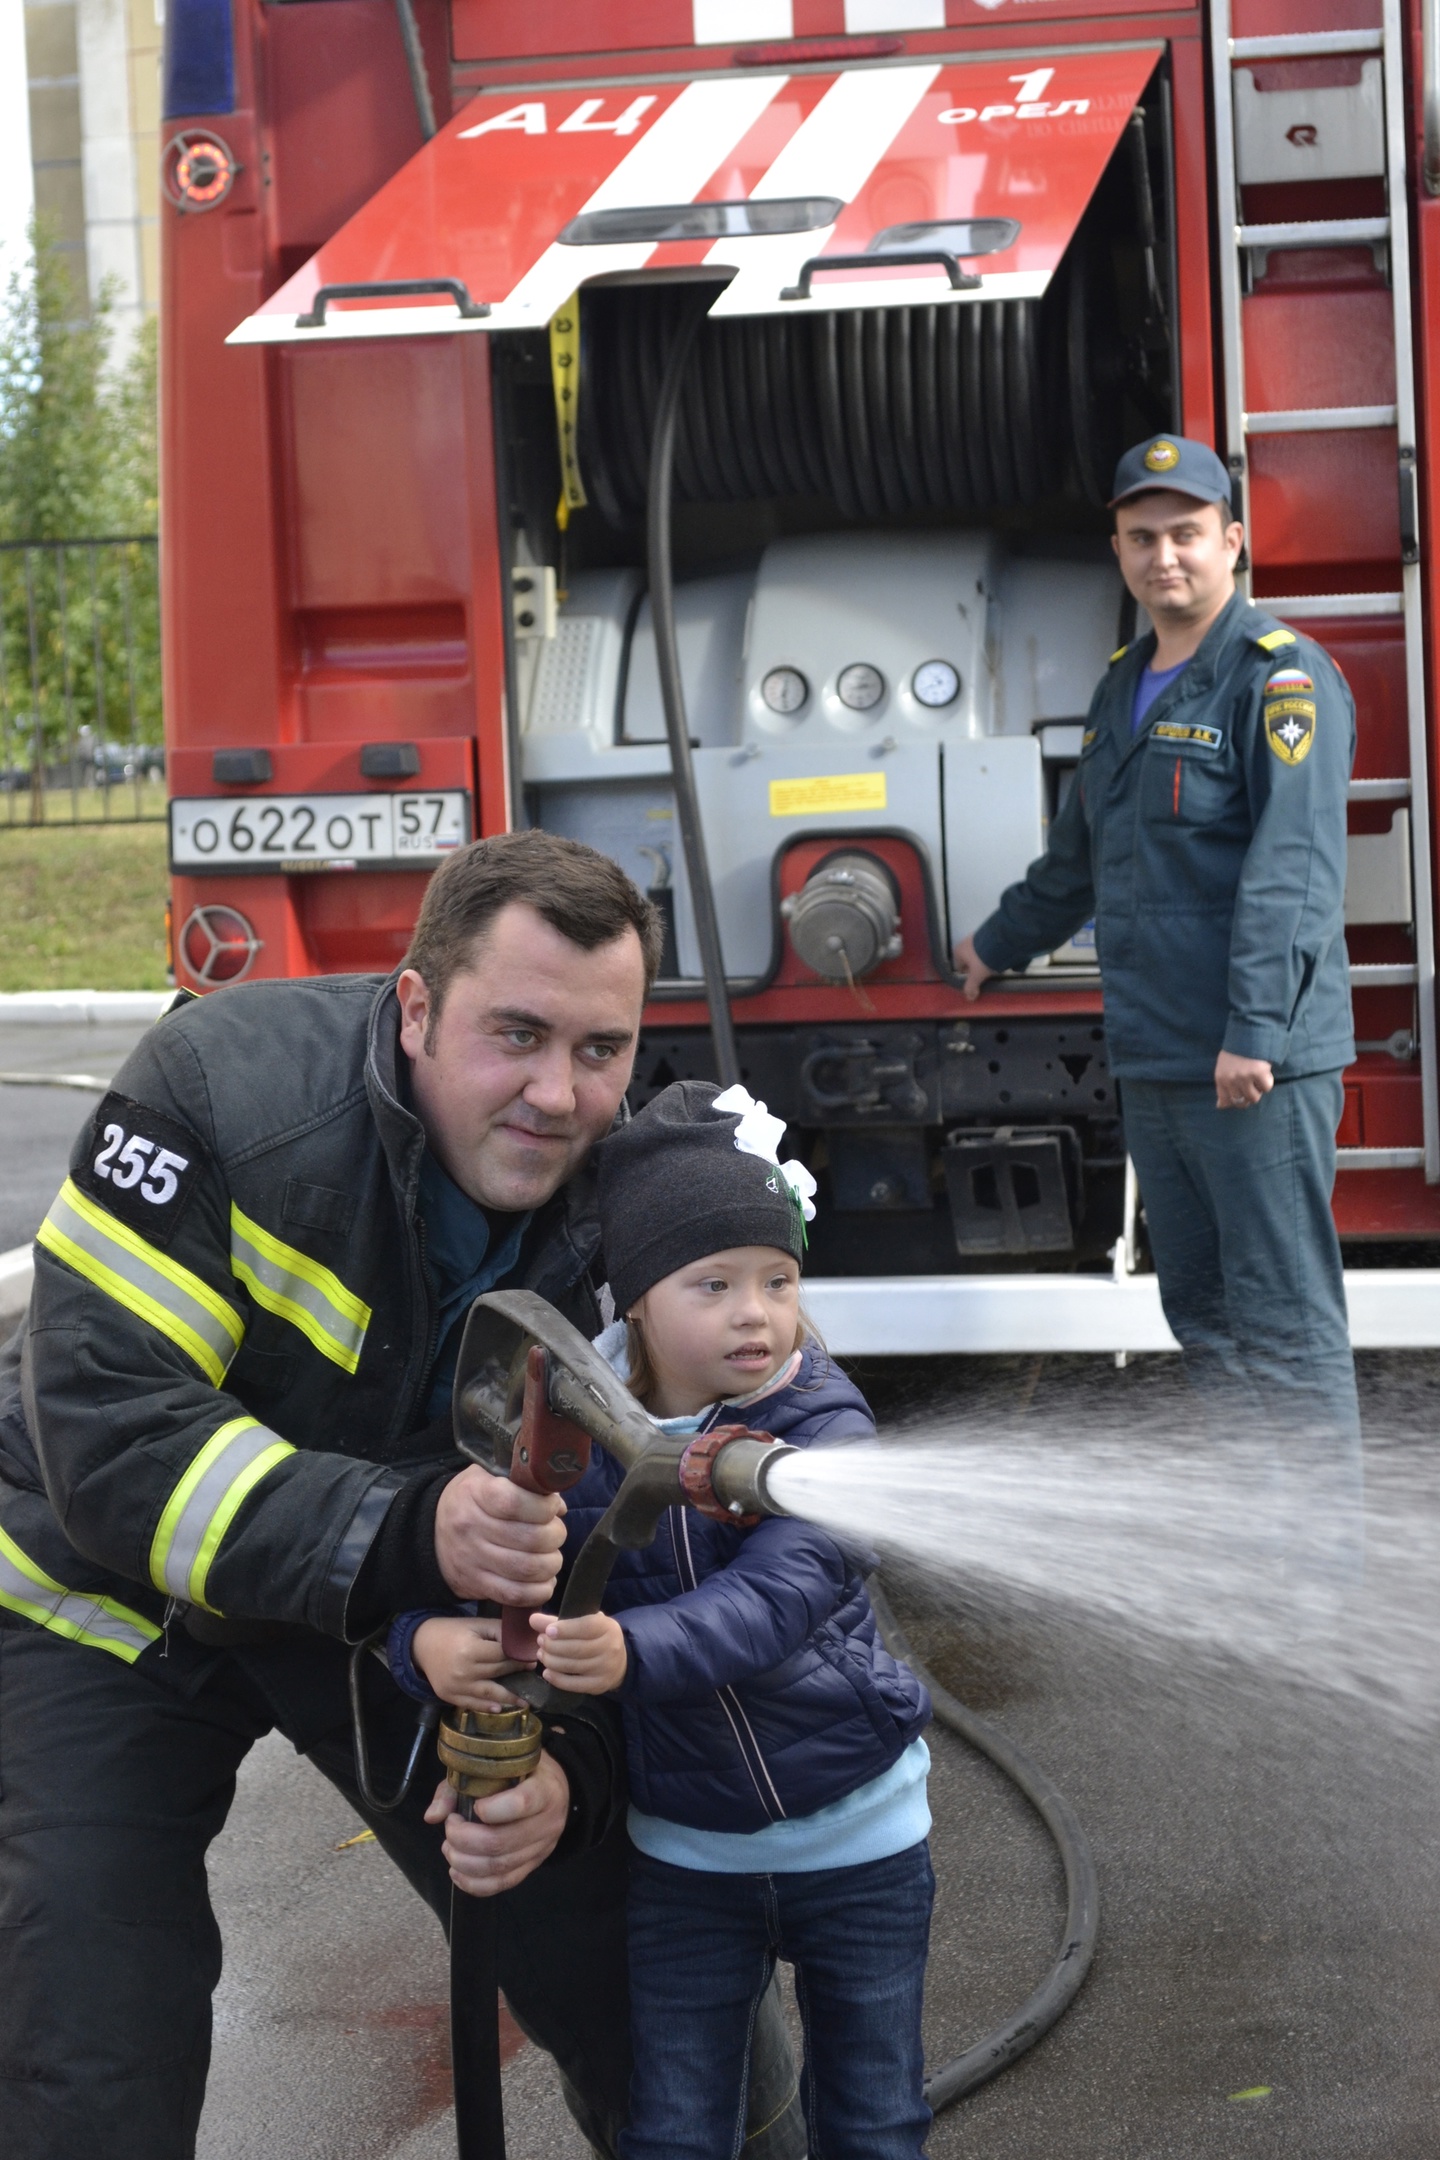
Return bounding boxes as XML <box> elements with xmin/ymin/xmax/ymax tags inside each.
<box><xmin>2</xmin><ymin>1018</ymin><xmax>1437</xmax><ymax>2159</ymax></box>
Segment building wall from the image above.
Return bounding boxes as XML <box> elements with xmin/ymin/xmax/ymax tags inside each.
<box><xmin>24</xmin><ymin>0</ymin><xmax>161</xmax><ymax>349</ymax></box>
<box><xmin>25</xmin><ymin>0</ymin><xmax>88</xmax><ymax>310</ymax></box>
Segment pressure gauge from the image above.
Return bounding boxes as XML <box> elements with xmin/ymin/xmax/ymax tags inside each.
<box><xmin>913</xmin><ymin>659</ymin><xmax>961</xmax><ymax>710</ymax></box>
<box><xmin>761</xmin><ymin>666</ymin><xmax>809</xmax><ymax>715</ymax></box>
<box><xmin>836</xmin><ymin>663</ymin><xmax>885</xmax><ymax>712</ymax></box>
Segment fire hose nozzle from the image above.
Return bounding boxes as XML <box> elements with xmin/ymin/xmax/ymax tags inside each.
<box><xmin>680</xmin><ymin>1426</ymin><xmax>800</xmax><ymax>1524</ymax></box>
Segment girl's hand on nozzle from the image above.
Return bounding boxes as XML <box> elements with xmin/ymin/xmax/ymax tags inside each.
<box><xmin>532</xmin><ymin>1611</ymin><xmax>628</xmax><ymax>1694</ymax></box>
<box><xmin>413</xmin><ymin>1615</ymin><xmax>528</xmax><ymax>1710</ymax></box>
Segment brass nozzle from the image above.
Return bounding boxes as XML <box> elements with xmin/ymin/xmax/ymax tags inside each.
<box><xmin>438</xmin><ymin>1704</ymin><xmax>544</xmax><ymax>1801</ymax></box>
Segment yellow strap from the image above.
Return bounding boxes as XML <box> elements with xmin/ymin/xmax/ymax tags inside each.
<box><xmin>1255</xmin><ymin>628</ymin><xmax>1297</xmax><ymax>650</ymax></box>
<box><xmin>1109</xmin><ymin>643</ymin><xmax>1130</xmax><ymax>663</ymax></box>
<box><xmin>550</xmin><ymin>292</ymin><xmax>586</xmax><ymax>532</ymax></box>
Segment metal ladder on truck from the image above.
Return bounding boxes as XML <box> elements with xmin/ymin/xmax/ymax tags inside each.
<box><xmin>1209</xmin><ymin>0</ymin><xmax>1440</xmax><ymax>1182</ymax></box>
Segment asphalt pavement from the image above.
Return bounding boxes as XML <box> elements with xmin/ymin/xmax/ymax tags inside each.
<box><xmin>2</xmin><ymin>1013</ymin><xmax>1438</xmax><ymax>2158</ymax></box>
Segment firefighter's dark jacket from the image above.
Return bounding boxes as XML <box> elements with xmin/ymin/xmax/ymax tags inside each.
<box><xmin>0</xmin><ymin>973</ymin><xmax>606</xmax><ymax>1684</ymax></box>
<box><xmin>973</xmin><ymin>593</ymin><xmax>1357</xmax><ymax>1081</ymax></box>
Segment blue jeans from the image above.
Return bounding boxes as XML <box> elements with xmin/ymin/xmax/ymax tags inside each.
<box><xmin>619</xmin><ymin>1841</ymin><xmax>934</xmax><ymax>2160</ymax></box>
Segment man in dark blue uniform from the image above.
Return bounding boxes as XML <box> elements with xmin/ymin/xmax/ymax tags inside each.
<box><xmin>955</xmin><ymin>435</ymin><xmax>1360</xmax><ymax>1490</ymax></box>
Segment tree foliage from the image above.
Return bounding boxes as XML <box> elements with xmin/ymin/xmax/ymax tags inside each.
<box><xmin>0</xmin><ymin>222</ymin><xmax>161</xmax><ymax>790</ymax></box>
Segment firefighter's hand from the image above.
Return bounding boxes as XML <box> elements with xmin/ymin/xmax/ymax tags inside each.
<box><xmin>413</xmin><ymin>1615</ymin><xmax>527</xmax><ymax>1709</ymax></box>
<box><xmin>434</xmin><ymin>1466</ymin><xmax>566</xmax><ymax>1607</ymax></box>
<box><xmin>426</xmin><ymin>1752</ymin><xmax>571</xmax><ymax>1896</ymax></box>
<box><xmin>954</xmin><ymin>933</ymin><xmax>997</xmax><ymax>1003</ymax></box>
<box><xmin>533</xmin><ymin>1610</ymin><xmax>628</xmax><ymax>1694</ymax></box>
<box><xmin>1215</xmin><ymin>1050</ymin><xmax>1274</xmax><ymax>1110</ymax></box>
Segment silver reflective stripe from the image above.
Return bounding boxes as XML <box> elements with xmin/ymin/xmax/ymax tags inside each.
<box><xmin>149</xmin><ymin>1416</ymin><xmax>295</xmax><ymax>1611</ymax></box>
<box><xmin>229</xmin><ymin>1203</ymin><xmax>370</xmax><ymax>1373</ymax></box>
<box><xmin>38</xmin><ymin>1178</ymin><xmax>244</xmax><ymax>1386</ymax></box>
<box><xmin>0</xmin><ymin>1525</ymin><xmax>161</xmax><ymax>1664</ymax></box>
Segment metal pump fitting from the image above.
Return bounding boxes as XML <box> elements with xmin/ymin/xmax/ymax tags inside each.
<box><xmin>438</xmin><ymin>1703</ymin><xmax>545</xmax><ymax>1802</ymax></box>
<box><xmin>781</xmin><ymin>850</ymin><xmax>902</xmax><ymax>982</ymax></box>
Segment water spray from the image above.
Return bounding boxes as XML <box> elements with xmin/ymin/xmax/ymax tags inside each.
<box><xmin>352</xmin><ymin>1289</ymin><xmax>1101</xmax><ymax>2158</ymax></box>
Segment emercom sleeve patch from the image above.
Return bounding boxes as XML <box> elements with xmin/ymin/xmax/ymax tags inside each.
<box><xmin>72</xmin><ymin>1092</ymin><xmax>210</xmax><ymax>1247</ymax></box>
<box><xmin>1263</xmin><ymin>685</ymin><xmax>1317</xmax><ymax>766</ymax></box>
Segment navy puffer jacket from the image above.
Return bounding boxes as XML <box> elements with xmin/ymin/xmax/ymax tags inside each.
<box><xmin>560</xmin><ymin>1344</ymin><xmax>930</xmax><ymax>1834</ymax></box>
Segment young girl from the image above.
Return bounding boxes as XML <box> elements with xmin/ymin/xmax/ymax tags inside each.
<box><xmin>393</xmin><ymin>1080</ymin><xmax>933</xmax><ymax>2160</ymax></box>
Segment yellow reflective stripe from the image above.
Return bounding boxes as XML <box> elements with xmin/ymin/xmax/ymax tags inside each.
<box><xmin>37</xmin><ymin>1180</ymin><xmax>244</xmax><ymax>1386</ymax></box>
<box><xmin>229</xmin><ymin>1202</ymin><xmax>370</xmax><ymax>1374</ymax></box>
<box><xmin>1255</xmin><ymin>627</ymin><xmax>1297</xmax><ymax>651</ymax></box>
<box><xmin>0</xmin><ymin>1523</ymin><xmax>160</xmax><ymax>1664</ymax></box>
<box><xmin>149</xmin><ymin>1416</ymin><xmax>295</xmax><ymax>1612</ymax></box>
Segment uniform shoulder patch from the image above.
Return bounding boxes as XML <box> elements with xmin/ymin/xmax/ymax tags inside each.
<box><xmin>1254</xmin><ymin>627</ymin><xmax>1297</xmax><ymax>652</ymax></box>
<box><xmin>72</xmin><ymin>1092</ymin><xmax>209</xmax><ymax>1248</ymax></box>
<box><xmin>1109</xmin><ymin>643</ymin><xmax>1130</xmax><ymax>665</ymax></box>
<box><xmin>1263</xmin><ymin>682</ymin><xmax>1317</xmax><ymax>765</ymax></box>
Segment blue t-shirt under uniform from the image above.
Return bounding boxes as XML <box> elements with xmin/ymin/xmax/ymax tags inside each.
<box><xmin>1132</xmin><ymin>657</ymin><xmax>1189</xmax><ymax>733</ymax></box>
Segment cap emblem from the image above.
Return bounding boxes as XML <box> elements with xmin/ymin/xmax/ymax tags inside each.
<box><xmin>1144</xmin><ymin>439</ymin><xmax>1181</xmax><ymax>473</ymax></box>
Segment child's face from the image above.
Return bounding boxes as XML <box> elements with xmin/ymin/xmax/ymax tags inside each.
<box><xmin>630</xmin><ymin>1246</ymin><xmax>800</xmax><ymax>1416</ymax></box>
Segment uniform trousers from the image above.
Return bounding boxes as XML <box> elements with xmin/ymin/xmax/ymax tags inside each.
<box><xmin>0</xmin><ymin>1616</ymin><xmax>803</xmax><ymax>2160</ymax></box>
<box><xmin>1121</xmin><ymin>1071</ymin><xmax>1362</xmax><ymax>1578</ymax></box>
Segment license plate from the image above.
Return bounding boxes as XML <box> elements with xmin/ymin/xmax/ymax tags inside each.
<box><xmin>169</xmin><ymin>791</ymin><xmax>470</xmax><ymax>872</ymax></box>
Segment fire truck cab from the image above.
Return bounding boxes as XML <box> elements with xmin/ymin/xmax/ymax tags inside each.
<box><xmin>159</xmin><ymin>0</ymin><xmax>1440</xmax><ymax>1353</ymax></box>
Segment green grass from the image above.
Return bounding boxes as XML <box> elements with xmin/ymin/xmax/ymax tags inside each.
<box><xmin>0</xmin><ymin>784</ymin><xmax>166</xmax><ymax>826</ymax></box>
<box><xmin>0</xmin><ymin>820</ymin><xmax>170</xmax><ymax>989</ymax></box>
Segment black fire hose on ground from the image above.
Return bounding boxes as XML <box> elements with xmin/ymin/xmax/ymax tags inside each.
<box><xmin>867</xmin><ymin>1579</ymin><xmax>1100</xmax><ymax>2110</ymax></box>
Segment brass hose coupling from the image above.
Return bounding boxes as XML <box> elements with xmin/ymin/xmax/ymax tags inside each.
<box><xmin>438</xmin><ymin>1704</ymin><xmax>544</xmax><ymax>1803</ymax></box>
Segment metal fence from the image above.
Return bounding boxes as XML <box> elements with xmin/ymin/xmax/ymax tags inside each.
<box><xmin>0</xmin><ymin>536</ymin><xmax>163</xmax><ymax>825</ymax></box>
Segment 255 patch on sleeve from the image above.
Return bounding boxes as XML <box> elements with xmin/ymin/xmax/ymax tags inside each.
<box><xmin>73</xmin><ymin>1092</ymin><xmax>209</xmax><ymax>1246</ymax></box>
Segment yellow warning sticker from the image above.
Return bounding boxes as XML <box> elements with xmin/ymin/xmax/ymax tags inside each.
<box><xmin>769</xmin><ymin>773</ymin><xmax>888</xmax><ymax>818</ymax></box>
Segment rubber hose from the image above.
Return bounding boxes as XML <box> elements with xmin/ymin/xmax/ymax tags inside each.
<box><xmin>868</xmin><ymin>1577</ymin><xmax>1100</xmax><ymax>2109</ymax></box>
<box><xmin>645</xmin><ymin>298</ymin><xmax>741</xmax><ymax>1088</ymax></box>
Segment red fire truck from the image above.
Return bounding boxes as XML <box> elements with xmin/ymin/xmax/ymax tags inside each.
<box><xmin>158</xmin><ymin>0</ymin><xmax>1440</xmax><ymax>1353</ymax></box>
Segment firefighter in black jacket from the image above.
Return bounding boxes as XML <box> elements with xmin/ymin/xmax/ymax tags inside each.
<box><xmin>0</xmin><ymin>832</ymin><xmax>800</xmax><ymax>2159</ymax></box>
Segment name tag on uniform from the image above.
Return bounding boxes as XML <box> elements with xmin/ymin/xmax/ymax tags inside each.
<box><xmin>1150</xmin><ymin>721</ymin><xmax>1223</xmax><ymax>750</ymax></box>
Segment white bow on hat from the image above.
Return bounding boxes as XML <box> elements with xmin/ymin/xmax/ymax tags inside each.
<box><xmin>712</xmin><ymin>1084</ymin><xmax>818</xmax><ymax>1222</ymax></box>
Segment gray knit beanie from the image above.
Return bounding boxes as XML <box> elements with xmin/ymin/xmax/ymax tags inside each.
<box><xmin>598</xmin><ymin>1081</ymin><xmax>811</xmax><ymax>1316</ymax></box>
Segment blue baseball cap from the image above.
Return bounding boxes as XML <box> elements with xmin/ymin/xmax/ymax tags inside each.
<box><xmin>1109</xmin><ymin>434</ymin><xmax>1233</xmax><ymax>512</ymax></box>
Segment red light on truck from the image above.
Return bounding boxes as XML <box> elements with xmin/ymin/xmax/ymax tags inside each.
<box><xmin>164</xmin><ymin>132</ymin><xmax>239</xmax><ymax>212</ymax></box>
<box><xmin>179</xmin><ymin>905</ymin><xmax>262</xmax><ymax>986</ymax></box>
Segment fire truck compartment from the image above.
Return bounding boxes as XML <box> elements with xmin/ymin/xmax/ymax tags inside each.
<box><xmin>521</xmin><ymin>533</ymin><xmax>1116</xmax><ymax>978</ymax></box>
